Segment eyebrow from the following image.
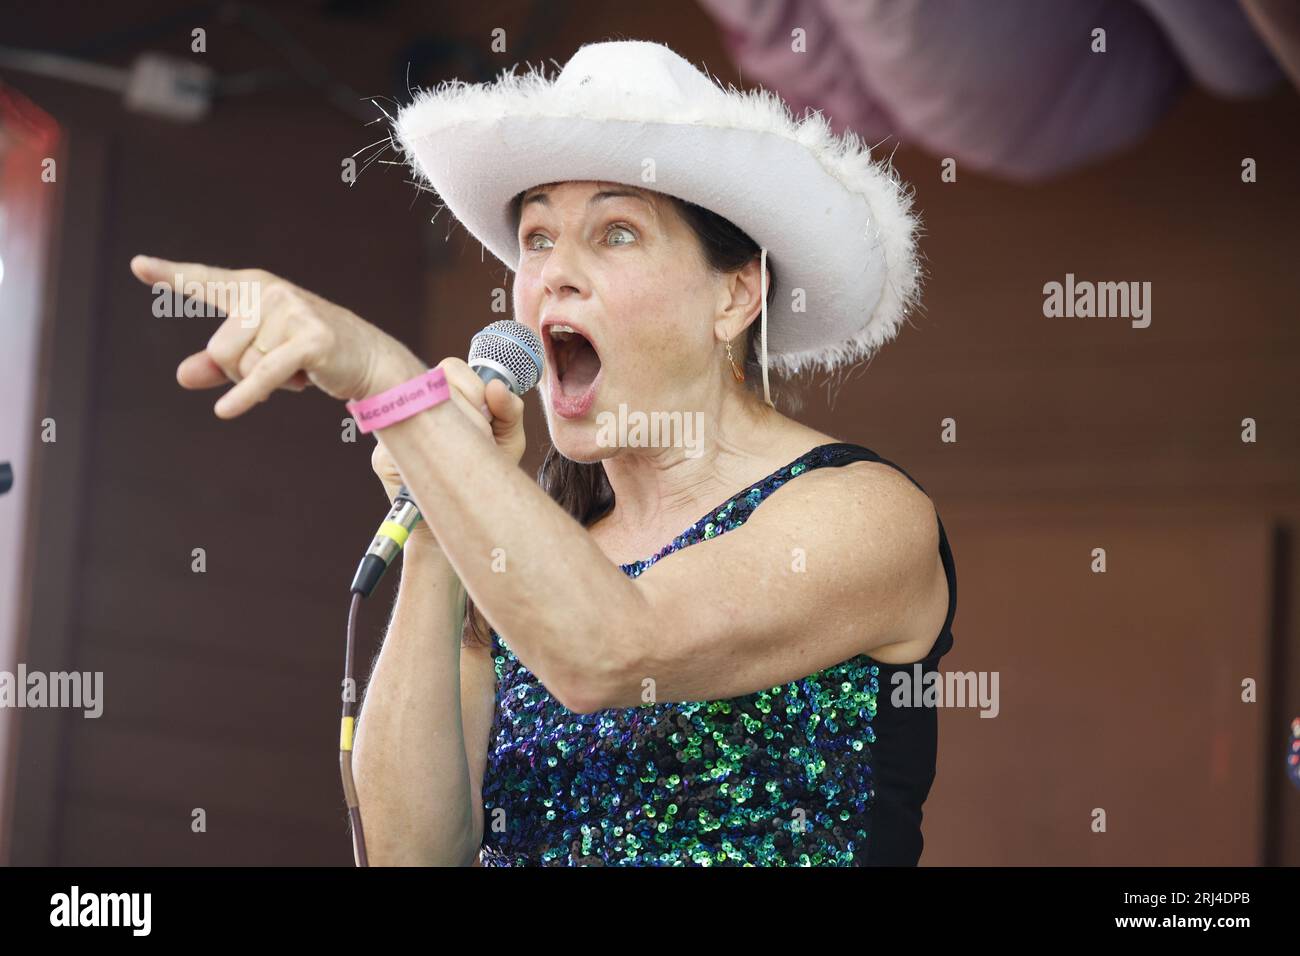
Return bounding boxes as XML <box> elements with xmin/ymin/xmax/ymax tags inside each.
<box><xmin>520</xmin><ymin>188</ymin><xmax>652</xmax><ymax>212</ymax></box>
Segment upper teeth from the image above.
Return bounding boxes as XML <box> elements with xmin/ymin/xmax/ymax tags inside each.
<box><xmin>549</xmin><ymin>325</ymin><xmax>577</xmax><ymax>340</ymax></box>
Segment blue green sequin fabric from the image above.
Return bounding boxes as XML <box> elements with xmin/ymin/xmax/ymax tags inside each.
<box><xmin>480</xmin><ymin>444</ymin><xmax>884</xmax><ymax>866</ymax></box>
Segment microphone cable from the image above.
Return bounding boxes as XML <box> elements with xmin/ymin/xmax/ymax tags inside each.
<box><xmin>341</xmin><ymin>590</ymin><xmax>366</xmax><ymax>866</ymax></box>
<box><xmin>339</xmin><ymin>486</ymin><xmax>423</xmax><ymax>868</ymax></box>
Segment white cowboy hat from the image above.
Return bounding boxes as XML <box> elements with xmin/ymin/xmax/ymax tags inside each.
<box><xmin>392</xmin><ymin>39</ymin><xmax>922</xmax><ymax>390</ymax></box>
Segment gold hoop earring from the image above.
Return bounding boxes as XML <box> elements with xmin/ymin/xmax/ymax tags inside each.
<box><xmin>726</xmin><ymin>339</ymin><xmax>745</xmax><ymax>382</ymax></box>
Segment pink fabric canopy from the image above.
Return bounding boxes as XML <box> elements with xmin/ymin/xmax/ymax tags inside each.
<box><xmin>697</xmin><ymin>0</ymin><xmax>1297</xmax><ymax>180</ymax></box>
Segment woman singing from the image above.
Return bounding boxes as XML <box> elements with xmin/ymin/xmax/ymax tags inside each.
<box><xmin>132</xmin><ymin>39</ymin><xmax>956</xmax><ymax>866</ymax></box>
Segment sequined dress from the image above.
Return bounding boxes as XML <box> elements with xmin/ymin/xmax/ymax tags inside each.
<box><xmin>479</xmin><ymin>442</ymin><xmax>957</xmax><ymax>866</ymax></box>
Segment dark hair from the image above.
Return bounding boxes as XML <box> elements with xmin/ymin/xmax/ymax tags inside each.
<box><xmin>461</xmin><ymin>187</ymin><xmax>792</xmax><ymax>647</ymax></box>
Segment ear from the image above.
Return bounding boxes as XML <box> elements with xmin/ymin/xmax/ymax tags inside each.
<box><xmin>713</xmin><ymin>256</ymin><xmax>765</xmax><ymax>344</ymax></box>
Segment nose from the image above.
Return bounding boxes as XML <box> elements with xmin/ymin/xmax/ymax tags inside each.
<box><xmin>539</xmin><ymin>232</ymin><xmax>587</xmax><ymax>301</ymax></box>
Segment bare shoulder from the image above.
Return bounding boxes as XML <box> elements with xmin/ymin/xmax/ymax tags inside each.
<box><xmin>820</xmin><ymin>458</ymin><xmax>948</xmax><ymax>663</ymax></box>
<box><xmin>745</xmin><ymin>426</ymin><xmax>936</xmax><ymax>531</ymax></box>
<box><xmin>747</xmin><ymin>446</ymin><xmax>947</xmax><ymax>660</ymax></box>
<box><xmin>764</xmin><ymin>442</ymin><xmax>937</xmax><ymax>532</ymax></box>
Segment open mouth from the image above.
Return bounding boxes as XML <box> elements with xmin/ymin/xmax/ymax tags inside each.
<box><xmin>547</xmin><ymin>325</ymin><xmax>603</xmax><ymax>397</ymax></box>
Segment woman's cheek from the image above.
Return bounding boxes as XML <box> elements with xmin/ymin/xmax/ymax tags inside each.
<box><xmin>512</xmin><ymin>277</ymin><xmax>541</xmax><ymax>326</ymax></box>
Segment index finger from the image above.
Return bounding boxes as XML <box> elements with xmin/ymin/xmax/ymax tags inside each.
<box><xmin>130</xmin><ymin>255</ymin><xmax>242</xmax><ymax>290</ymax></box>
<box><xmin>131</xmin><ymin>256</ymin><xmax>262</xmax><ymax>327</ymax></box>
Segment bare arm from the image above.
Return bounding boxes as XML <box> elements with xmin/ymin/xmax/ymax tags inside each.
<box><xmin>351</xmin><ymin>538</ymin><xmax>494</xmax><ymax>866</ymax></box>
<box><xmin>375</xmin><ymin>377</ymin><xmax>946</xmax><ymax>714</ymax></box>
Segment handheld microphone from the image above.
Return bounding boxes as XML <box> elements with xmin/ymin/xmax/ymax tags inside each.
<box><xmin>348</xmin><ymin>320</ymin><xmax>544</xmax><ymax>597</ymax></box>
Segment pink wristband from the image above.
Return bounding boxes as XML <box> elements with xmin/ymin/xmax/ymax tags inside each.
<box><xmin>346</xmin><ymin>366</ymin><xmax>451</xmax><ymax>433</ymax></box>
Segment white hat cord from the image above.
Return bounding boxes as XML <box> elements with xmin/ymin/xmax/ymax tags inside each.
<box><xmin>759</xmin><ymin>247</ymin><xmax>772</xmax><ymax>407</ymax></box>
<box><xmin>394</xmin><ymin>40</ymin><xmax>922</xmax><ymax>380</ymax></box>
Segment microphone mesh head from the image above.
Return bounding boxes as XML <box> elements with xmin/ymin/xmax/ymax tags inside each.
<box><xmin>468</xmin><ymin>320</ymin><xmax>544</xmax><ymax>394</ymax></box>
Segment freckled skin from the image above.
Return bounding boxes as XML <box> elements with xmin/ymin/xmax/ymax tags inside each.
<box><xmin>512</xmin><ymin>180</ymin><xmax>729</xmax><ymax>463</ymax></box>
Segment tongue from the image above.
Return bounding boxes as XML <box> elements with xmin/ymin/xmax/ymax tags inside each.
<box><xmin>560</xmin><ymin>339</ymin><xmax>601</xmax><ymax>395</ymax></box>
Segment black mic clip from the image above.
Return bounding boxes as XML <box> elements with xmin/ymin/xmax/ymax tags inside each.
<box><xmin>349</xmin><ymin>485</ymin><xmax>422</xmax><ymax>598</ymax></box>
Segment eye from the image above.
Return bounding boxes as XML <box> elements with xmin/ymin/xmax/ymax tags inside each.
<box><xmin>604</xmin><ymin>222</ymin><xmax>636</xmax><ymax>246</ymax></box>
<box><xmin>523</xmin><ymin>229</ymin><xmax>552</xmax><ymax>252</ymax></box>
<box><xmin>523</xmin><ymin>222</ymin><xmax>637</xmax><ymax>252</ymax></box>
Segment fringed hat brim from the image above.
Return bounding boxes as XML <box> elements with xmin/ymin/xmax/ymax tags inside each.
<box><xmin>394</xmin><ymin>40</ymin><xmax>922</xmax><ymax>378</ymax></box>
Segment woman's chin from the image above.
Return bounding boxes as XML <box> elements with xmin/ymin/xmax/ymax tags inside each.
<box><xmin>543</xmin><ymin>409</ymin><xmax>612</xmax><ymax>464</ymax></box>
<box><xmin>547</xmin><ymin>425</ymin><xmax>615</xmax><ymax>465</ymax></box>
